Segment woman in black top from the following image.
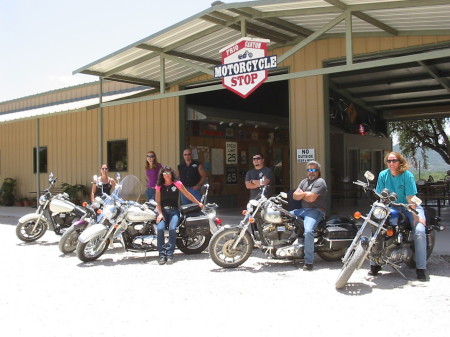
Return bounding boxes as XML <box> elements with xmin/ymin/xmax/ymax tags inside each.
<box><xmin>155</xmin><ymin>166</ymin><xmax>203</xmax><ymax>265</ymax></box>
<box><xmin>91</xmin><ymin>164</ymin><xmax>116</xmax><ymax>202</ymax></box>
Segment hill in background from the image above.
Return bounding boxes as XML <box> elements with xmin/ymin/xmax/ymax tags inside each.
<box><xmin>393</xmin><ymin>144</ymin><xmax>449</xmax><ymax>174</ymax></box>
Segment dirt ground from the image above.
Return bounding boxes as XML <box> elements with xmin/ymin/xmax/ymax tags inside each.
<box><xmin>1</xmin><ymin>213</ymin><xmax>449</xmax><ymax>337</ymax></box>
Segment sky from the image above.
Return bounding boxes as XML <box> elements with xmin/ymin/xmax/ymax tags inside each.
<box><xmin>0</xmin><ymin>0</ymin><xmax>252</xmax><ymax>102</ymax></box>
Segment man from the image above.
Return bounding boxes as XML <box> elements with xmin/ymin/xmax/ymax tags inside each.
<box><xmin>177</xmin><ymin>148</ymin><xmax>207</xmax><ymax>204</ymax></box>
<box><xmin>291</xmin><ymin>160</ymin><xmax>327</xmax><ymax>271</ymax></box>
<box><xmin>245</xmin><ymin>153</ymin><xmax>274</xmax><ymax>199</ymax></box>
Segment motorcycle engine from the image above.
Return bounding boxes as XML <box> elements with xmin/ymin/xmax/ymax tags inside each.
<box><xmin>261</xmin><ymin>222</ymin><xmax>296</xmax><ymax>247</ymax></box>
<box><xmin>54</xmin><ymin>212</ymin><xmax>76</xmax><ymax>226</ymax></box>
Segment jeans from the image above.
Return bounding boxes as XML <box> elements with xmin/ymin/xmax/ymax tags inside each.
<box><xmin>180</xmin><ymin>187</ymin><xmax>202</xmax><ymax>205</ymax></box>
<box><xmin>290</xmin><ymin>208</ymin><xmax>324</xmax><ymax>265</ymax></box>
<box><xmin>157</xmin><ymin>208</ymin><xmax>180</xmax><ymax>257</ymax></box>
<box><xmin>145</xmin><ymin>187</ymin><xmax>155</xmax><ymax>201</ymax></box>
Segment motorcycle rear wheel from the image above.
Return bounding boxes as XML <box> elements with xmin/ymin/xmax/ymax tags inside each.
<box><xmin>59</xmin><ymin>225</ymin><xmax>84</xmax><ymax>254</ymax></box>
<box><xmin>76</xmin><ymin>233</ymin><xmax>109</xmax><ymax>262</ymax></box>
<box><xmin>209</xmin><ymin>228</ymin><xmax>254</xmax><ymax>268</ymax></box>
<box><xmin>317</xmin><ymin>247</ymin><xmax>347</xmax><ymax>261</ymax></box>
<box><xmin>176</xmin><ymin>233</ymin><xmax>211</xmax><ymax>255</ymax></box>
<box><xmin>335</xmin><ymin>241</ymin><xmax>366</xmax><ymax>289</ymax></box>
<box><xmin>16</xmin><ymin>220</ymin><xmax>47</xmax><ymax>242</ymax></box>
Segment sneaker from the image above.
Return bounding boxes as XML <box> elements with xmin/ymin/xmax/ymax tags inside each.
<box><xmin>303</xmin><ymin>264</ymin><xmax>313</xmax><ymax>271</ymax></box>
<box><xmin>158</xmin><ymin>256</ymin><xmax>166</xmax><ymax>265</ymax></box>
<box><xmin>166</xmin><ymin>257</ymin><xmax>174</xmax><ymax>265</ymax></box>
<box><xmin>416</xmin><ymin>269</ymin><xmax>428</xmax><ymax>282</ymax></box>
<box><xmin>368</xmin><ymin>265</ymin><xmax>381</xmax><ymax>276</ymax></box>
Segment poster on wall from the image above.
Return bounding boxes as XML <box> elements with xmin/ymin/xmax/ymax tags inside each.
<box><xmin>226</xmin><ymin>142</ymin><xmax>237</xmax><ymax>164</ymax></box>
<box><xmin>211</xmin><ymin>148</ymin><xmax>224</xmax><ymax>175</ymax></box>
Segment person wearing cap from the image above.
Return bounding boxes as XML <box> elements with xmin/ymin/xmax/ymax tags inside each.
<box><xmin>290</xmin><ymin>160</ymin><xmax>327</xmax><ymax>271</ymax></box>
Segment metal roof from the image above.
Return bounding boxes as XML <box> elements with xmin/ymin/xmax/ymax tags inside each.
<box><xmin>74</xmin><ymin>0</ymin><xmax>450</xmax><ymax>120</ymax></box>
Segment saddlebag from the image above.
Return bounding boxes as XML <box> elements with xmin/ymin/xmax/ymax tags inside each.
<box><xmin>185</xmin><ymin>215</ymin><xmax>210</xmax><ymax>236</ymax></box>
<box><xmin>323</xmin><ymin>224</ymin><xmax>357</xmax><ymax>249</ymax></box>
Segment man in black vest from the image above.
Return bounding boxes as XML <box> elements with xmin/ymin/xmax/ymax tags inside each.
<box><xmin>177</xmin><ymin>148</ymin><xmax>207</xmax><ymax>204</ymax></box>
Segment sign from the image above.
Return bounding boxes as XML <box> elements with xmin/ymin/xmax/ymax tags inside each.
<box><xmin>226</xmin><ymin>167</ymin><xmax>237</xmax><ymax>184</ymax></box>
<box><xmin>297</xmin><ymin>148</ymin><xmax>315</xmax><ymax>163</ymax></box>
<box><xmin>214</xmin><ymin>38</ymin><xmax>277</xmax><ymax>98</ymax></box>
<box><xmin>225</xmin><ymin>142</ymin><xmax>238</xmax><ymax>164</ymax></box>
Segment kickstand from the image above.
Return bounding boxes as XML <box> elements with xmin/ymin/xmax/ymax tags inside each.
<box><xmin>387</xmin><ymin>262</ymin><xmax>407</xmax><ymax>279</ymax></box>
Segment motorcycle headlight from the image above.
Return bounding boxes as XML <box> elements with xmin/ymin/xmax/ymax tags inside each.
<box><xmin>103</xmin><ymin>204</ymin><xmax>117</xmax><ymax>219</ymax></box>
<box><xmin>372</xmin><ymin>206</ymin><xmax>388</xmax><ymax>220</ymax></box>
<box><xmin>39</xmin><ymin>195</ymin><xmax>47</xmax><ymax>206</ymax></box>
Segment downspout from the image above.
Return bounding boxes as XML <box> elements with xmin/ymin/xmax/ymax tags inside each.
<box><xmin>99</xmin><ymin>78</ymin><xmax>104</xmax><ymax>166</ymax></box>
<box><xmin>35</xmin><ymin>118</ymin><xmax>40</xmax><ymax>203</ymax></box>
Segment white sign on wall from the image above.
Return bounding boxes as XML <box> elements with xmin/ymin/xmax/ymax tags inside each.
<box><xmin>226</xmin><ymin>142</ymin><xmax>238</xmax><ymax>164</ymax></box>
<box><xmin>297</xmin><ymin>148</ymin><xmax>315</xmax><ymax>162</ymax></box>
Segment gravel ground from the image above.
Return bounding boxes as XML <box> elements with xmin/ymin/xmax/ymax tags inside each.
<box><xmin>0</xmin><ymin>212</ymin><xmax>449</xmax><ymax>337</ymax></box>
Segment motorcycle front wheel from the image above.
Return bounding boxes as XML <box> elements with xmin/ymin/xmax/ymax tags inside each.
<box><xmin>335</xmin><ymin>241</ymin><xmax>366</xmax><ymax>289</ymax></box>
<box><xmin>16</xmin><ymin>220</ymin><xmax>47</xmax><ymax>242</ymax></box>
<box><xmin>76</xmin><ymin>233</ymin><xmax>110</xmax><ymax>262</ymax></box>
<box><xmin>59</xmin><ymin>225</ymin><xmax>85</xmax><ymax>254</ymax></box>
<box><xmin>209</xmin><ymin>228</ymin><xmax>254</xmax><ymax>268</ymax></box>
<box><xmin>176</xmin><ymin>233</ymin><xmax>211</xmax><ymax>255</ymax></box>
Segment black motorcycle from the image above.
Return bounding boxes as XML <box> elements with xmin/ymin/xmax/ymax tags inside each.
<box><xmin>335</xmin><ymin>171</ymin><xmax>445</xmax><ymax>289</ymax></box>
<box><xmin>209</xmin><ymin>186</ymin><xmax>358</xmax><ymax>268</ymax></box>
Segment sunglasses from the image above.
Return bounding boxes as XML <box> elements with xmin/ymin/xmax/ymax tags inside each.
<box><xmin>147</xmin><ymin>155</ymin><xmax>155</xmax><ymax>158</ymax></box>
<box><xmin>183</xmin><ymin>153</ymin><xmax>192</xmax><ymax>156</ymax></box>
<box><xmin>253</xmin><ymin>157</ymin><xmax>262</xmax><ymax>160</ymax></box>
<box><xmin>101</xmin><ymin>168</ymin><xmax>109</xmax><ymax>170</ymax></box>
<box><xmin>162</xmin><ymin>172</ymin><xmax>171</xmax><ymax>175</ymax></box>
<box><xmin>307</xmin><ymin>168</ymin><xmax>318</xmax><ymax>172</ymax></box>
<box><xmin>387</xmin><ymin>159</ymin><xmax>399</xmax><ymax>163</ymax></box>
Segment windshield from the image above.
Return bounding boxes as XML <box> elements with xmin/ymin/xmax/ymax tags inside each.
<box><xmin>112</xmin><ymin>175</ymin><xmax>142</xmax><ymax>201</ymax></box>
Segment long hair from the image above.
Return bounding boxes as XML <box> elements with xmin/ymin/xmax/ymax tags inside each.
<box><xmin>385</xmin><ymin>151</ymin><xmax>409</xmax><ymax>173</ymax></box>
<box><xmin>156</xmin><ymin>166</ymin><xmax>179</xmax><ymax>186</ymax></box>
<box><xmin>145</xmin><ymin>151</ymin><xmax>159</xmax><ymax>170</ymax></box>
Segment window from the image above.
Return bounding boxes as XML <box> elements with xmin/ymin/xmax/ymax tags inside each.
<box><xmin>33</xmin><ymin>147</ymin><xmax>48</xmax><ymax>173</ymax></box>
<box><xmin>107</xmin><ymin>140</ymin><xmax>127</xmax><ymax>172</ymax></box>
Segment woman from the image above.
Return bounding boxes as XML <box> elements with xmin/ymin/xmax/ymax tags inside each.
<box><xmin>91</xmin><ymin>164</ymin><xmax>116</xmax><ymax>202</ymax></box>
<box><xmin>145</xmin><ymin>151</ymin><xmax>162</xmax><ymax>201</ymax></box>
<box><xmin>155</xmin><ymin>166</ymin><xmax>203</xmax><ymax>265</ymax></box>
<box><xmin>371</xmin><ymin>152</ymin><xmax>428</xmax><ymax>281</ymax></box>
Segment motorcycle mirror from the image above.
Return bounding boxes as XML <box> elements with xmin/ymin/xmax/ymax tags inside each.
<box><xmin>93</xmin><ymin>175</ymin><xmax>98</xmax><ymax>182</ymax></box>
<box><xmin>49</xmin><ymin>172</ymin><xmax>54</xmax><ymax>181</ymax></box>
<box><xmin>116</xmin><ymin>172</ymin><xmax>121</xmax><ymax>182</ymax></box>
<box><xmin>364</xmin><ymin>171</ymin><xmax>375</xmax><ymax>181</ymax></box>
<box><xmin>411</xmin><ymin>195</ymin><xmax>422</xmax><ymax>205</ymax></box>
<box><xmin>279</xmin><ymin>192</ymin><xmax>287</xmax><ymax>199</ymax></box>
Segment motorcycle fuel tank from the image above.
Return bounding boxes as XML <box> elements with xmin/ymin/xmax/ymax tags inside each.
<box><xmin>126</xmin><ymin>206</ymin><xmax>157</xmax><ymax>222</ymax></box>
<box><xmin>50</xmin><ymin>198</ymin><xmax>75</xmax><ymax>213</ymax></box>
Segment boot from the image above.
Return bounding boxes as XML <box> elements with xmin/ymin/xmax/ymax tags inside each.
<box><xmin>416</xmin><ymin>269</ymin><xmax>428</xmax><ymax>282</ymax></box>
<box><xmin>368</xmin><ymin>265</ymin><xmax>381</xmax><ymax>276</ymax></box>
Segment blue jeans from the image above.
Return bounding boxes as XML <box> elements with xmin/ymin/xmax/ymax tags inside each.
<box><xmin>145</xmin><ymin>187</ymin><xmax>155</xmax><ymax>201</ymax></box>
<box><xmin>393</xmin><ymin>206</ymin><xmax>427</xmax><ymax>269</ymax></box>
<box><xmin>157</xmin><ymin>208</ymin><xmax>180</xmax><ymax>257</ymax></box>
<box><xmin>290</xmin><ymin>208</ymin><xmax>324</xmax><ymax>264</ymax></box>
<box><xmin>180</xmin><ymin>187</ymin><xmax>202</xmax><ymax>205</ymax></box>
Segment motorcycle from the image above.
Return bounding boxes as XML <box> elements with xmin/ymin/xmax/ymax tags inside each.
<box><xmin>208</xmin><ymin>185</ymin><xmax>358</xmax><ymax>268</ymax></box>
<box><xmin>16</xmin><ymin>173</ymin><xmax>87</xmax><ymax>242</ymax></box>
<box><xmin>335</xmin><ymin>171</ymin><xmax>445</xmax><ymax>289</ymax></box>
<box><xmin>76</xmin><ymin>175</ymin><xmax>222</xmax><ymax>262</ymax></box>
<box><xmin>58</xmin><ymin>172</ymin><xmax>121</xmax><ymax>254</ymax></box>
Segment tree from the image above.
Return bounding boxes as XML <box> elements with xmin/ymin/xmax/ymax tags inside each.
<box><xmin>390</xmin><ymin>118</ymin><xmax>450</xmax><ymax>169</ymax></box>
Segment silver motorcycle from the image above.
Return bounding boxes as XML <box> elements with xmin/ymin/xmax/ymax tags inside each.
<box><xmin>16</xmin><ymin>173</ymin><xmax>86</xmax><ymax>242</ymax></box>
<box><xmin>335</xmin><ymin>171</ymin><xmax>445</xmax><ymax>289</ymax></box>
<box><xmin>76</xmin><ymin>176</ymin><xmax>221</xmax><ymax>262</ymax></box>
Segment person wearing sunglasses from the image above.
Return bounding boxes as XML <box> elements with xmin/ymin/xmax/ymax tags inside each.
<box><xmin>145</xmin><ymin>150</ymin><xmax>163</xmax><ymax>201</ymax></box>
<box><xmin>177</xmin><ymin>148</ymin><xmax>207</xmax><ymax>205</ymax></box>
<box><xmin>90</xmin><ymin>165</ymin><xmax>116</xmax><ymax>202</ymax></box>
<box><xmin>290</xmin><ymin>160</ymin><xmax>327</xmax><ymax>271</ymax></box>
<box><xmin>371</xmin><ymin>151</ymin><xmax>428</xmax><ymax>281</ymax></box>
<box><xmin>245</xmin><ymin>153</ymin><xmax>274</xmax><ymax>199</ymax></box>
<box><xmin>155</xmin><ymin>166</ymin><xmax>203</xmax><ymax>265</ymax></box>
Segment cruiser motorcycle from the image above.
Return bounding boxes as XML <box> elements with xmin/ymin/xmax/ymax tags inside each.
<box><xmin>76</xmin><ymin>175</ymin><xmax>221</xmax><ymax>262</ymax></box>
<box><xmin>209</xmin><ymin>186</ymin><xmax>358</xmax><ymax>268</ymax></box>
<box><xmin>335</xmin><ymin>171</ymin><xmax>445</xmax><ymax>289</ymax></box>
<box><xmin>58</xmin><ymin>173</ymin><xmax>121</xmax><ymax>254</ymax></box>
<box><xmin>16</xmin><ymin>173</ymin><xmax>86</xmax><ymax>242</ymax></box>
